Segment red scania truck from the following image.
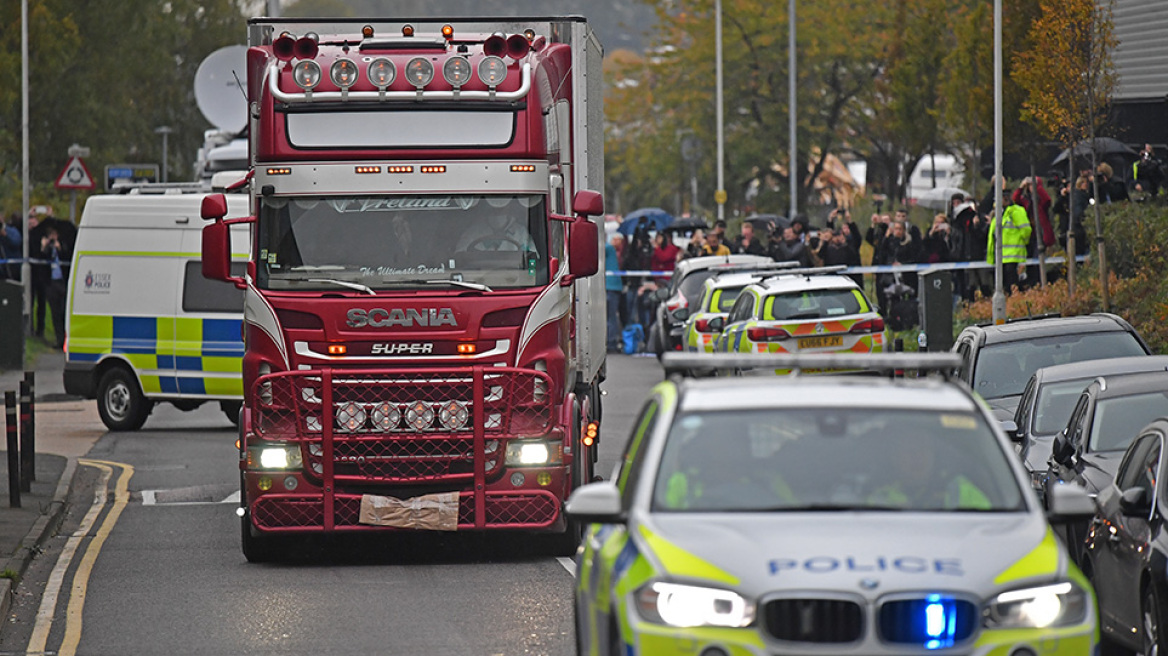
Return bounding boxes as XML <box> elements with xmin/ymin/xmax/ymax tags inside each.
<box><xmin>199</xmin><ymin>17</ymin><xmax>606</xmax><ymax>561</ymax></box>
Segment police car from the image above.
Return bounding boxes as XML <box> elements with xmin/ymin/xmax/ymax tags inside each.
<box><xmin>567</xmin><ymin>353</ymin><xmax>1098</xmax><ymax>656</ymax></box>
<box><xmin>712</xmin><ymin>271</ymin><xmax>884</xmax><ymax>359</ymax></box>
<box><xmin>682</xmin><ymin>272</ymin><xmax>765</xmax><ymax>353</ymax></box>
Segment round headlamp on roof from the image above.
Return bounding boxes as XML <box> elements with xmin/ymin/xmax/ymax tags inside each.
<box><xmin>292</xmin><ymin>60</ymin><xmax>322</xmax><ymax>90</ymax></box>
<box><xmin>443</xmin><ymin>57</ymin><xmax>472</xmax><ymax>87</ymax></box>
<box><xmin>405</xmin><ymin>57</ymin><xmax>435</xmax><ymax>87</ymax></box>
<box><xmin>330</xmin><ymin>58</ymin><xmax>359</xmax><ymax>88</ymax></box>
<box><xmin>367</xmin><ymin>58</ymin><xmax>396</xmax><ymax>88</ymax></box>
<box><xmin>477</xmin><ymin>56</ymin><xmax>507</xmax><ymax>87</ymax></box>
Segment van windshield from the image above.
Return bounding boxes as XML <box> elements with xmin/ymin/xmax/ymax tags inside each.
<box><xmin>256</xmin><ymin>194</ymin><xmax>552</xmax><ymax>291</ymax></box>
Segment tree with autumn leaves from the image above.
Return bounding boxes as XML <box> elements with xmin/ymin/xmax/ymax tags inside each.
<box><xmin>604</xmin><ymin>0</ymin><xmax>1100</xmax><ymax>218</ymax></box>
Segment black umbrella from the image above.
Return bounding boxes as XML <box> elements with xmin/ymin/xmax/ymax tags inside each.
<box><xmin>662</xmin><ymin>215</ymin><xmax>709</xmax><ymax>233</ymax></box>
<box><xmin>28</xmin><ymin>217</ymin><xmax>77</xmax><ymax>259</ymax></box>
<box><xmin>1051</xmin><ymin>138</ymin><xmax>1138</xmax><ymax>166</ymax></box>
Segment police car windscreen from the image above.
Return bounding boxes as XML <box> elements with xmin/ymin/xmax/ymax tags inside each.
<box><xmin>652</xmin><ymin>408</ymin><xmax>1024</xmax><ymax>513</ymax></box>
<box><xmin>256</xmin><ymin>194</ymin><xmax>551</xmax><ymax>291</ymax></box>
<box><xmin>972</xmin><ymin>332</ymin><xmax>1149</xmax><ymax>400</ymax></box>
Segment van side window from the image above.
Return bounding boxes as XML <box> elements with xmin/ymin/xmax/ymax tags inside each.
<box><xmin>183</xmin><ymin>261</ymin><xmax>246</xmax><ymax>313</ymax></box>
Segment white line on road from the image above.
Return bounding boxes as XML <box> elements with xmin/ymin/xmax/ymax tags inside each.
<box><xmin>557</xmin><ymin>557</ymin><xmax>576</xmax><ymax>577</ymax></box>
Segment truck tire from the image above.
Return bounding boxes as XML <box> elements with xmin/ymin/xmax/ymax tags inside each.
<box><xmin>221</xmin><ymin>401</ymin><xmax>242</xmax><ymax>427</ymax></box>
<box><xmin>240</xmin><ymin>477</ymin><xmax>279</xmax><ymax>563</ymax></box>
<box><xmin>549</xmin><ymin>401</ymin><xmax>590</xmax><ymax>556</ymax></box>
<box><xmin>97</xmin><ymin>367</ymin><xmax>152</xmax><ymax>431</ymax></box>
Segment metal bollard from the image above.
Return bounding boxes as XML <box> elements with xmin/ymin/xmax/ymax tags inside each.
<box><xmin>6</xmin><ymin>391</ymin><xmax>19</xmax><ymax>508</ymax></box>
<box><xmin>19</xmin><ymin>379</ymin><xmax>33</xmax><ymax>491</ymax></box>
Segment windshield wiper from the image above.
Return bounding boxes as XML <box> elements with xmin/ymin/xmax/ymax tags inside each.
<box><xmin>422</xmin><ymin>279</ymin><xmax>493</xmax><ymax>292</ymax></box>
<box><xmin>764</xmin><ymin>503</ymin><xmax>908</xmax><ymax>512</ymax></box>
<box><xmin>307</xmin><ymin>278</ymin><xmax>376</xmax><ymax>295</ymax></box>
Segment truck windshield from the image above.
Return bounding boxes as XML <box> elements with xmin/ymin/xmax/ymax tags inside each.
<box><xmin>256</xmin><ymin>194</ymin><xmax>551</xmax><ymax>291</ymax></box>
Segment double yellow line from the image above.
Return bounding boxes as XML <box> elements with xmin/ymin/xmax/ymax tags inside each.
<box><xmin>26</xmin><ymin>459</ymin><xmax>133</xmax><ymax>656</ymax></box>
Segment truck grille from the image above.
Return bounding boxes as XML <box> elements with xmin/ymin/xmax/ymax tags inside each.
<box><xmin>253</xmin><ymin>367</ymin><xmax>553</xmax><ymax>484</ymax></box>
<box><xmin>762</xmin><ymin>598</ymin><xmax>864</xmax><ymax>643</ymax></box>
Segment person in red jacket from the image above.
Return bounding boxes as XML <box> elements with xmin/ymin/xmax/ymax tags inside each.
<box><xmin>1011</xmin><ymin>177</ymin><xmax>1054</xmax><ymax>289</ymax></box>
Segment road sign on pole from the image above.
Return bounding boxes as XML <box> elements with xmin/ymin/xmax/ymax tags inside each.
<box><xmin>55</xmin><ymin>156</ymin><xmax>95</xmax><ymax>190</ymax></box>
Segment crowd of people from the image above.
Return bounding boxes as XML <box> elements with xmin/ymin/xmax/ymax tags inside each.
<box><xmin>603</xmin><ymin>149</ymin><xmax>1166</xmax><ymax>352</ymax></box>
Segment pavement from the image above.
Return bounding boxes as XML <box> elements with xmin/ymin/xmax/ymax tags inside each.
<box><xmin>0</xmin><ymin>346</ymin><xmax>105</xmax><ymax>633</ymax></box>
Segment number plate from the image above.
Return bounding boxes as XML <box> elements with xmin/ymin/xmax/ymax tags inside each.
<box><xmin>798</xmin><ymin>335</ymin><xmax>843</xmax><ymax>349</ymax></box>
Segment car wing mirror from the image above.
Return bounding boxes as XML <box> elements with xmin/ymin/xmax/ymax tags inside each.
<box><xmin>565</xmin><ymin>481</ymin><xmax>625</xmax><ymax>524</ymax></box>
<box><xmin>1119</xmin><ymin>486</ymin><xmax>1152</xmax><ymax>517</ymax></box>
<box><xmin>1000</xmin><ymin>419</ymin><xmax>1020</xmax><ymax>442</ymax></box>
<box><xmin>1045</xmin><ymin>483</ymin><xmax>1097</xmax><ymax>524</ymax></box>
<box><xmin>673</xmin><ymin>308</ymin><xmax>689</xmax><ymax>322</ymax></box>
<box><xmin>1051</xmin><ymin>430</ymin><xmax>1075</xmax><ymax>466</ymax></box>
<box><xmin>707</xmin><ymin>316</ymin><xmax>725</xmax><ymax>332</ymax></box>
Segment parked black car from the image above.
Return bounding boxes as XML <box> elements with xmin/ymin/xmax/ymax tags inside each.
<box><xmin>1009</xmin><ymin>356</ymin><xmax>1168</xmax><ymax>495</ymax></box>
<box><xmin>1045</xmin><ymin>371</ymin><xmax>1168</xmax><ymax>564</ymax></box>
<box><xmin>647</xmin><ymin>254</ymin><xmax>772</xmax><ymax>357</ymax></box>
<box><xmin>1083</xmin><ymin>418</ymin><xmax>1168</xmax><ymax>655</ymax></box>
<box><xmin>952</xmin><ymin>313</ymin><xmax>1151</xmax><ymax>421</ymax></box>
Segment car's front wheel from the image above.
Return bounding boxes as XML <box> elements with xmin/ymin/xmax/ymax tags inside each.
<box><xmin>1144</xmin><ymin>585</ymin><xmax>1166</xmax><ymax>656</ymax></box>
<box><xmin>96</xmin><ymin>366</ymin><xmax>152</xmax><ymax>431</ymax></box>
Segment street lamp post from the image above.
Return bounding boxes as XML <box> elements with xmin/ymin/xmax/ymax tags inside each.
<box><xmin>155</xmin><ymin>126</ymin><xmax>174</xmax><ymax>183</ymax></box>
<box><xmin>715</xmin><ymin>0</ymin><xmax>726</xmax><ymax>220</ymax></box>
<box><xmin>788</xmin><ymin>0</ymin><xmax>797</xmax><ymax>221</ymax></box>
<box><xmin>991</xmin><ymin>0</ymin><xmax>1006</xmax><ymax>324</ymax></box>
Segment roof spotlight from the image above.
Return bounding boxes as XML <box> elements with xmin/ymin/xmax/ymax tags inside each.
<box><xmin>477</xmin><ymin>56</ymin><xmax>507</xmax><ymax>86</ymax></box>
<box><xmin>367</xmin><ymin>58</ymin><xmax>396</xmax><ymax>87</ymax></box>
<box><xmin>330</xmin><ymin>58</ymin><xmax>359</xmax><ymax>88</ymax></box>
<box><xmin>292</xmin><ymin>60</ymin><xmax>322</xmax><ymax>90</ymax></box>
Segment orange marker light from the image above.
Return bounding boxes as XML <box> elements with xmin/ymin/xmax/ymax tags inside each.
<box><xmin>387</xmin><ymin>165</ymin><xmax>414</xmax><ymax>173</ymax></box>
<box><xmin>328</xmin><ymin>344</ymin><xmax>347</xmax><ymax>355</ymax></box>
<box><xmin>266</xmin><ymin>167</ymin><xmax>292</xmax><ymax>175</ymax></box>
<box><xmin>420</xmin><ymin>165</ymin><xmax>446</xmax><ymax>173</ymax></box>
<box><xmin>362</xmin><ymin>25</ymin><xmax>374</xmax><ymax>38</ymax></box>
<box><xmin>511</xmin><ymin>164</ymin><xmax>536</xmax><ymax>172</ymax></box>
<box><xmin>402</xmin><ymin>25</ymin><xmax>415</xmax><ymax>37</ymax></box>
<box><xmin>583</xmin><ymin>421</ymin><xmax>599</xmax><ymax>446</ymax></box>
<box><xmin>457</xmin><ymin>343</ymin><xmax>477</xmax><ymax>354</ymax></box>
<box><xmin>441</xmin><ymin>24</ymin><xmax>454</xmax><ymax>39</ymax></box>
<box><xmin>355</xmin><ymin>166</ymin><xmax>381</xmax><ymax>174</ymax></box>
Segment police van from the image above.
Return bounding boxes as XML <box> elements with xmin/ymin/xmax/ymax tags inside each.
<box><xmin>63</xmin><ymin>183</ymin><xmax>249</xmax><ymax>430</ymax></box>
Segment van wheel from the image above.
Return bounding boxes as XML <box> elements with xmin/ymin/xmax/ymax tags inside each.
<box><xmin>97</xmin><ymin>367</ymin><xmax>151</xmax><ymax>431</ymax></box>
<box><xmin>221</xmin><ymin>401</ymin><xmax>242</xmax><ymax>427</ymax></box>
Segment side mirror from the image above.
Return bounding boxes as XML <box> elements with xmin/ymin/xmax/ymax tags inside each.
<box><xmin>707</xmin><ymin>316</ymin><xmax>725</xmax><ymax>332</ymax></box>
<box><xmin>202</xmin><ymin>221</ymin><xmax>234</xmax><ymax>283</ymax></box>
<box><xmin>566</xmin><ymin>218</ymin><xmax>600</xmax><ymax>280</ymax></box>
<box><xmin>201</xmin><ymin>193</ymin><xmax>228</xmax><ymax>221</ymax></box>
<box><xmin>1000</xmin><ymin>420</ymin><xmax>1021</xmax><ymax>443</ymax></box>
<box><xmin>571</xmin><ymin>190</ymin><xmax>604</xmax><ymax>217</ymax></box>
<box><xmin>1119</xmin><ymin>486</ymin><xmax>1152</xmax><ymax>516</ymax></box>
<box><xmin>1051</xmin><ymin>430</ymin><xmax>1074</xmax><ymax>466</ymax></box>
<box><xmin>1045</xmin><ymin>483</ymin><xmax>1097</xmax><ymax>524</ymax></box>
<box><xmin>673</xmin><ymin>308</ymin><xmax>690</xmax><ymax>322</ymax></box>
<box><xmin>565</xmin><ymin>481</ymin><xmax>625</xmax><ymax>524</ymax></box>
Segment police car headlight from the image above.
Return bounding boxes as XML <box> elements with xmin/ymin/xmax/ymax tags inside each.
<box><xmin>983</xmin><ymin>582</ymin><xmax>1088</xmax><ymax>629</ymax></box>
<box><xmin>635</xmin><ymin>582</ymin><xmax>754</xmax><ymax>628</ymax></box>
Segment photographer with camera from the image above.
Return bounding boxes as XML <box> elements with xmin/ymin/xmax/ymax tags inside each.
<box><xmin>1133</xmin><ymin>144</ymin><xmax>1163</xmax><ymax>198</ymax></box>
<box><xmin>39</xmin><ymin>224</ymin><xmax>72</xmax><ymax>349</ymax></box>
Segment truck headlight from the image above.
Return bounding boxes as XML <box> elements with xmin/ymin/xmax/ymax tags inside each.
<box><xmin>635</xmin><ymin>582</ymin><xmax>754</xmax><ymax>628</ymax></box>
<box><xmin>504</xmin><ymin>440</ymin><xmax>563</xmax><ymax>466</ymax></box>
<box><xmin>249</xmin><ymin>444</ymin><xmax>304</xmax><ymax>470</ymax></box>
<box><xmin>983</xmin><ymin>582</ymin><xmax>1088</xmax><ymax>629</ymax></box>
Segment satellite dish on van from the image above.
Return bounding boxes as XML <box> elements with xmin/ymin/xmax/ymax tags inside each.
<box><xmin>195</xmin><ymin>45</ymin><xmax>249</xmax><ymax>133</ymax></box>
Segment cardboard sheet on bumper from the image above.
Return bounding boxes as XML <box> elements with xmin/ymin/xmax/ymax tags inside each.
<box><xmin>359</xmin><ymin>492</ymin><xmax>459</xmax><ymax>530</ymax></box>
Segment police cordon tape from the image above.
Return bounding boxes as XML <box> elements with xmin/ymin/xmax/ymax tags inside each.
<box><xmin>607</xmin><ymin>254</ymin><xmax>1090</xmax><ymax>277</ymax></box>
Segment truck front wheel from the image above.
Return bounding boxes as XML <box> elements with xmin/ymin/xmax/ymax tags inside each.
<box><xmin>240</xmin><ymin>480</ymin><xmax>279</xmax><ymax>563</ymax></box>
<box><xmin>549</xmin><ymin>401</ymin><xmax>590</xmax><ymax>556</ymax></box>
<box><xmin>96</xmin><ymin>367</ymin><xmax>152</xmax><ymax>431</ymax></box>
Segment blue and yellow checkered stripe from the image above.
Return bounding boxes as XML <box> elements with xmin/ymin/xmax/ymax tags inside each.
<box><xmin>67</xmin><ymin>315</ymin><xmax>243</xmax><ymax>397</ymax></box>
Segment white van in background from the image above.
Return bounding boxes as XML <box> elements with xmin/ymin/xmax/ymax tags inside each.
<box><xmin>908</xmin><ymin>154</ymin><xmax>965</xmax><ymax>200</ymax></box>
<box><xmin>63</xmin><ymin>185</ymin><xmax>250</xmax><ymax>430</ymax></box>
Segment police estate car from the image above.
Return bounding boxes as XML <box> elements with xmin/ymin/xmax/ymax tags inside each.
<box><xmin>682</xmin><ymin>272</ymin><xmax>763</xmax><ymax>354</ymax></box>
<box><xmin>567</xmin><ymin>353</ymin><xmax>1098</xmax><ymax>656</ymax></box>
<box><xmin>712</xmin><ymin>272</ymin><xmax>884</xmax><ymax>358</ymax></box>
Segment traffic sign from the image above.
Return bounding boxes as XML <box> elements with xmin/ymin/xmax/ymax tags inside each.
<box><xmin>55</xmin><ymin>156</ymin><xmax>95</xmax><ymax>190</ymax></box>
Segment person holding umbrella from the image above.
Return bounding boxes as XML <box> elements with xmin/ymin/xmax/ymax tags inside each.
<box><xmin>31</xmin><ymin>214</ymin><xmax>75</xmax><ymax>348</ymax></box>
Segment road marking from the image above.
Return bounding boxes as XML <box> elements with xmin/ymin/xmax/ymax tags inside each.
<box><xmin>139</xmin><ymin>485</ymin><xmax>238</xmax><ymax>506</ymax></box>
<box><xmin>25</xmin><ymin>459</ymin><xmax>133</xmax><ymax>656</ymax></box>
<box><xmin>557</xmin><ymin>557</ymin><xmax>577</xmax><ymax>577</ymax></box>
